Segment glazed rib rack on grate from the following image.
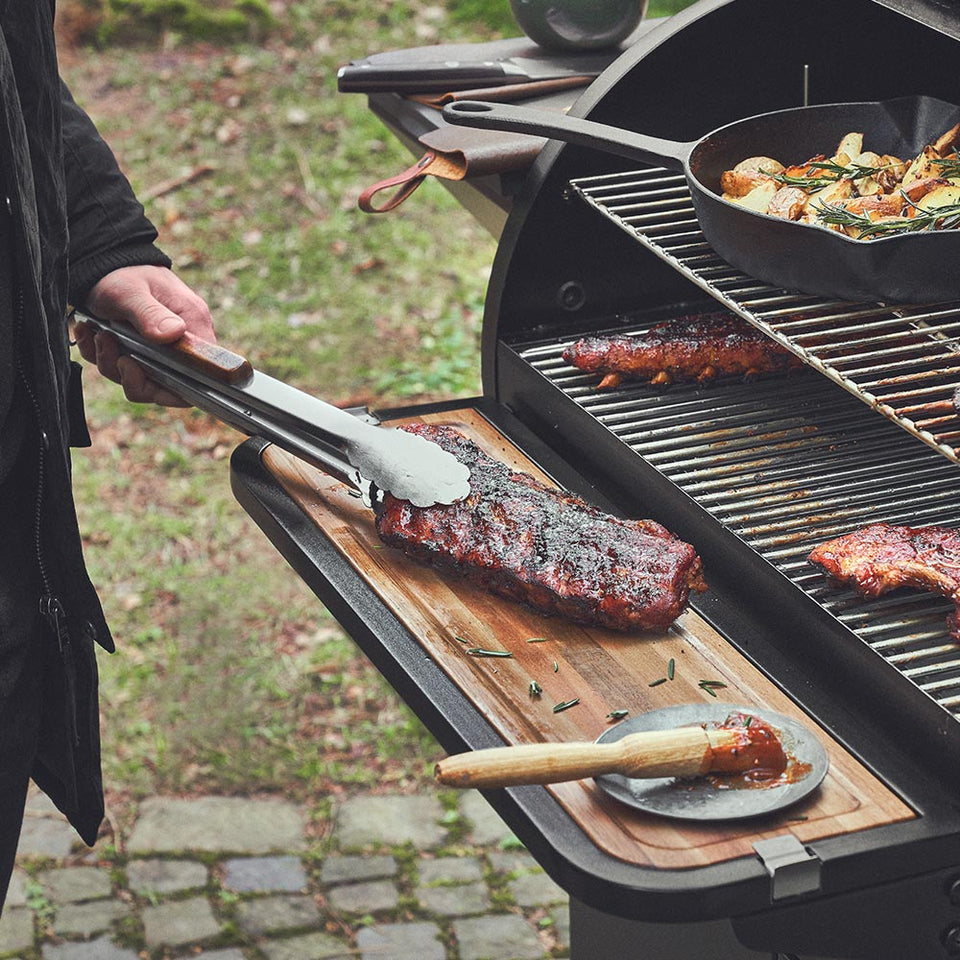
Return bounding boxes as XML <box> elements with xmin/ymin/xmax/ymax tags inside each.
<box><xmin>809</xmin><ymin>523</ymin><xmax>960</xmax><ymax>640</ymax></box>
<box><xmin>562</xmin><ymin>311</ymin><xmax>804</xmax><ymax>388</ymax></box>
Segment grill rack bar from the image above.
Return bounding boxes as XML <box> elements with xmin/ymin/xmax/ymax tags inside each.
<box><xmin>515</xmin><ymin>323</ymin><xmax>960</xmax><ymax>720</ymax></box>
<box><xmin>571</xmin><ymin>168</ymin><xmax>960</xmax><ymax>464</ymax></box>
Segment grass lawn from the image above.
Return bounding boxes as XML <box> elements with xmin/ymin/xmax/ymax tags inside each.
<box><xmin>60</xmin><ymin>0</ymin><xmax>696</xmax><ymax>817</ymax></box>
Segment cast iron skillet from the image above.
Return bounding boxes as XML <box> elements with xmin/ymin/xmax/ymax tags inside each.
<box><xmin>443</xmin><ymin>95</ymin><xmax>960</xmax><ymax>304</ymax></box>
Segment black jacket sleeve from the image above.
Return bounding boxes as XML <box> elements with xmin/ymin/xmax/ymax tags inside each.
<box><xmin>60</xmin><ymin>81</ymin><xmax>172</xmax><ymax>306</ymax></box>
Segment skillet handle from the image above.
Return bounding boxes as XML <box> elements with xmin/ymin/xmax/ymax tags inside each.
<box><xmin>442</xmin><ymin>100</ymin><xmax>694</xmax><ymax>170</ymax></box>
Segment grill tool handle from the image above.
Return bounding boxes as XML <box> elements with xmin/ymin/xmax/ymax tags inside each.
<box><xmin>435</xmin><ymin>727</ymin><xmax>748</xmax><ymax>788</ymax></box>
<box><xmin>74</xmin><ymin>313</ymin><xmax>471</xmax><ymax>507</ymax></box>
<box><xmin>127</xmin><ymin>330</ymin><xmax>254</xmax><ymax>386</ymax></box>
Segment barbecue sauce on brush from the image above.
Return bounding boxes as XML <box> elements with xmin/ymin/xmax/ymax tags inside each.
<box><xmin>704</xmin><ymin>712</ymin><xmax>806</xmax><ymax>790</ymax></box>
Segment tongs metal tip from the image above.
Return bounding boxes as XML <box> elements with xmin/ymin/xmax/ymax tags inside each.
<box><xmin>348</xmin><ymin>427</ymin><xmax>471</xmax><ymax>508</ymax></box>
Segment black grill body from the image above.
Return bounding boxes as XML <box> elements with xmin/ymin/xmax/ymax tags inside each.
<box><xmin>472</xmin><ymin>0</ymin><xmax>960</xmax><ymax>954</ymax></box>
<box><xmin>233</xmin><ymin>3</ymin><xmax>960</xmax><ymax>957</ymax></box>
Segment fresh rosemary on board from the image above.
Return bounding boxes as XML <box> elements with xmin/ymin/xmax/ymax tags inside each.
<box><xmin>698</xmin><ymin>680</ymin><xmax>728</xmax><ymax>697</ymax></box>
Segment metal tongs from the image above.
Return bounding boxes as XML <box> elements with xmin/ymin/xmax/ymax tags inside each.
<box><xmin>76</xmin><ymin>314</ymin><xmax>471</xmax><ymax>508</ymax></box>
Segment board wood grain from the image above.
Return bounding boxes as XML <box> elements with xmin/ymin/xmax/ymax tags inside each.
<box><xmin>260</xmin><ymin>408</ymin><xmax>915</xmax><ymax>869</ymax></box>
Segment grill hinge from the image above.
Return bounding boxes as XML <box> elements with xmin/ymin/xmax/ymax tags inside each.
<box><xmin>753</xmin><ymin>835</ymin><xmax>822</xmax><ymax>901</ymax></box>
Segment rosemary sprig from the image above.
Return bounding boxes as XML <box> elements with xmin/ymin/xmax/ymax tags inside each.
<box><xmin>526</xmin><ymin>637</ymin><xmax>550</xmax><ymax>643</ymax></box>
<box><xmin>932</xmin><ymin>155</ymin><xmax>960</xmax><ymax>178</ymax></box>
<box><xmin>810</xmin><ymin>158</ymin><xmax>899</xmax><ymax>179</ymax></box>
<box><xmin>667</xmin><ymin>658</ymin><xmax>675</xmax><ymax>681</ymax></box>
<box><xmin>813</xmin><ymin>196</ymin><xmax>960</xmax><ymax>237</ymax></box>
<box><xmin>698</xmin><ymin>679</ymin><xmax>728</xmax><ymax>698</ymax></box>
<box><xmin>553</xmin><ymin>660</ymin><xmax>559</xmax><ymax>673</ymax></box>
<box><xmin>771</xmin><ymin>172</ymin><xmax>836</xmax><ymax>191</ymax></box>
<box><xmin>772</xmin><ymin>158</ymin><xmax>898</xmax><ymax>193</ymax></box>
<box><xmin>648</xmin><ymin>677</ymin><xmax>667</xmax><ymax>687</ymax></box>
<box><xmin>606</xmin><ymin>709</ymin><xmax>629</xmax><ymax>721</ymax></box>
<box><xmin>465</xmin><ymin>647</ymin><xmax>513</xmax><ymax>658</ymax></box>
<box><xmin>552</xmin><ymin>698</ymin><xmax>580</xmax><ymax>714</ymax></box>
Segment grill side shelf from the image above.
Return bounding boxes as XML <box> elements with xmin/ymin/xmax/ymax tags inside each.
<box><xmin>570</xmin><ymin>169</ymin><xmax>960</xmax><ymax>464</ymax></box>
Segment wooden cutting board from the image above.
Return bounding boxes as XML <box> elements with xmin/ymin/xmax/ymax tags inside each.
<box><xmin>260</xmin><ymin>407</ymin><xmax>914</xmax><ymax>869</ymax></box>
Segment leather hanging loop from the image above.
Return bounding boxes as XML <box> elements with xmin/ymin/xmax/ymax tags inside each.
<box><xmin>358</xmin><ymin>150</ymin><xmax>468</xmax><ymax>213</ymax></box>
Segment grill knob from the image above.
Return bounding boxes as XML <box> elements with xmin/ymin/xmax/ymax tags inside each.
<box><xmin>948</xmin><ymin>877</ymin><xmax>960</xmax><ymax>906</ymax></box>
<box><xmin>941</xmin><ymin>922</ymin><xmax>960</xmax><ymax>956</ymax></box>
<box><xmin>556</xmin><ymin>281</ymin><xmax>586</xmax><ymax>312</ymax></box>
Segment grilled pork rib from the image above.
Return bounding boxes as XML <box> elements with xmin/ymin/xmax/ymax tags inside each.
<box><xmin>562</xmin><ymin>312</ymin><xmax>803</xmax><ymax>389</ymax></box>
<box><xmin>375</xmin><ymin>424</ymin><xmax>705</xmax><ymax>632</ymax></box>
<box><xmin>808</xmin><ymin>523</ymin><xmax>960</xmax><ymax>639</ymax></box>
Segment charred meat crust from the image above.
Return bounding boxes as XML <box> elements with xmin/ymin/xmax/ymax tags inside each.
<box><xmin>808</xmin><ymin>522</ymin><xmax>960</xmax><ymax>639</ymax></box>
<box><xmin>375</xmin><ymin>424</ymin><xmax>705</xmax><ymax>633</ymax></box>
<box><xmin>562</xmin><ymin>312</ymin><xmax>803</xmax><ymax>388</ymax></box>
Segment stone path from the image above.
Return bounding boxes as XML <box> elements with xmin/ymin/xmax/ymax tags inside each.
<box><xmin>1</xmin><ymin>789</ymin><xmax>569</xmax><ymax>959</ymax></box>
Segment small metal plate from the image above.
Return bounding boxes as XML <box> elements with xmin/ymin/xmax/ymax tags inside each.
<box><xmin>594</xmin><ymin>703</ymin><xmax>829</xmax><ymax>822</ymax></box>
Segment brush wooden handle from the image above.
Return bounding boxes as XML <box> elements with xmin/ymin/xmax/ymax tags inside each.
<box><xmin>436</xmin><ymin>727</ymin><xmax>745</xmax><ymax>788</ymax></box>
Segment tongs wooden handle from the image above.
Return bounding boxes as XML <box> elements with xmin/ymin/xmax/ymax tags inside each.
<box><xmin>435</xmin><ymin>726</ymin><xmax>762</xmax><ymax>789</ymax></box>
<box><xmin>137</xmin><ymin>329</ymin><xmax>254</xmax><ymax>386</ymax></box>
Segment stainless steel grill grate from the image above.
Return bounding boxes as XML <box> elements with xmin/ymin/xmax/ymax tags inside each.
<box><xmin>516</xmin><ymin>327</ymin><xmax>960</xmax><ymax>714</ymax></box>
<box><xmin>571</xmin><ymin>168</ymin><xmax>960</xmax><ymax>463</ymax></box>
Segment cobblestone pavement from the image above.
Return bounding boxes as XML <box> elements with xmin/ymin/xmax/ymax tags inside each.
<box><xmin>2</xmin><ymin>789</ymin><xmax>569</xmax><ymax>959</ymax></box>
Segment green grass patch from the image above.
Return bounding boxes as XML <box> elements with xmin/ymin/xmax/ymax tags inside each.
<box><xmin>61</xmin><ymin>0</ymin><xmax>697</xmax><ymax>811</ymax></box>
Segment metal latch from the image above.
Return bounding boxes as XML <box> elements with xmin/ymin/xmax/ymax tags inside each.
<box><xmin>753</xmin><ymin>835</ymin><xmax>821</xmax><ymax>901</ymax></box>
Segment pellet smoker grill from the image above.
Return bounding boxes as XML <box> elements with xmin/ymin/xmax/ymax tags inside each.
<box><xmin>231</xmin><ymin>2</ymin><xmax>960</xmax><ymax>957</ymax></box>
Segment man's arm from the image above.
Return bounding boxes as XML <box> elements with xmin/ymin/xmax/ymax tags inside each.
<box><xmin>60</xmin><ymin>80</ymin><xmax>215</xmax><ymax>405</ymax></box>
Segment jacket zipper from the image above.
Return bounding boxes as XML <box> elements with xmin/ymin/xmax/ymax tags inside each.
<box><xmin>12</xmin><ymin>279</ymin><xmax>80</xmax><ymax>747</ymax></box>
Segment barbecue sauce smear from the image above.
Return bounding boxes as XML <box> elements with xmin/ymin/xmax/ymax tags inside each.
<box><xmin>704</xmin><ymin>712</ymin><xmax>811</xmax><ymax>790</ymax></box>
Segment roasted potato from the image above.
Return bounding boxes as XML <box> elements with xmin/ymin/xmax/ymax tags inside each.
<box><xmin>779</xmin><ymin>155</ymin><xmax>827</xmax><ymax>182</ymax></box>
<box><xmin>903</xmin><ymin>177</ymin><xmax>953</xmax><ymax>205</ymax></box>
<box><xmin>902</xmin><ymin>145</ymin><xmax>940</xmax><ymax>188</ymax></box>
<box><xmin>806</xmin><ymin>177</ymin><xmax>853</xmax><ymax>209</ymax></box>
<box><xmin>914</xmin><ymin>183</ymin><xmax>960</xmax><ymax>213</ymax></box>
<box><xmin>767</xmin><ymin>186</ymin><xmax>808</xmax><ymax>220</ymax></box>
<box><xmin>933</xmin><ymin>122</ymin><xmax>960</xmax><ymax>157</ymax></box>
<box><xmin>851</xmin><ymin>151</ymin><xmax>883</xmax><ymax>196</ymax></box>
<box><xmin>732</xmin><ymin>180</ymin><xmax>779</xmax><ymax>213</ymax></box>
<box><xmin>719</xmin><ymin>156</ymin><xmax>784</xmax><ymax>198</ymax></box>
<box><xmin>829</xmin><ymin>194</ymin><xmax>904</xmax><ymax>237</ymax></box>
<box><xmin>876</xmin><ymin>154</ymin><xmax>907</xmax><ymax>192</ymax></box>
<box><xmin>833</xmin><ymin>132</ymin><xmax>864</xmax><ymax>167</ymax></box>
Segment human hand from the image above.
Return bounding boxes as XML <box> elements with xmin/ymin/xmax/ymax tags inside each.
<box><xmin>75</xmin><ymin>265</ymin><xmax>216</xmax><ymax>407</ymax></box>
